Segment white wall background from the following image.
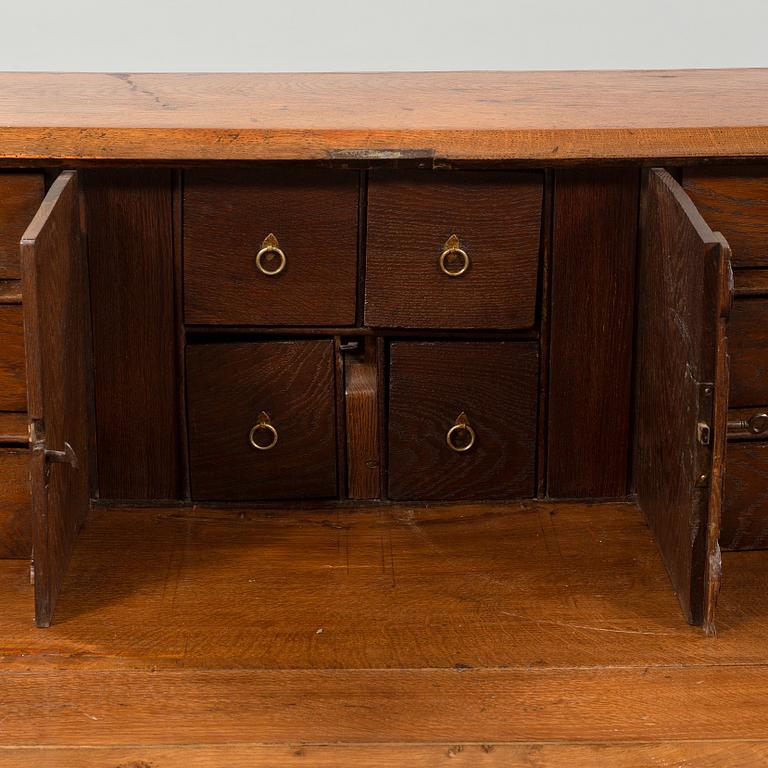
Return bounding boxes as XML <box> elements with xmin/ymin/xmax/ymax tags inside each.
<box><xmin>2</xmin><ymin>0</ymin><xmax>767</xmax><ymax>72</ymax></box>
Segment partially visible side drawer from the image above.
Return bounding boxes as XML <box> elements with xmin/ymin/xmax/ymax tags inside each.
<box><xmin>0</xmin><ymin>448</ymin><xmax>31</xmax><ymax>559</ymax></box>
<box><xmin>0</xmin><ymin>174</ymin><xmax>45</xmax><ymax>278</ymax></box>
<box><xmin>729</xmin><ymin>298</ymin><xmax>768</xmax><ymax>407</ymax></box>
<box><xmin>365</xmin><ymin>171</ymin><xmax>543</xmax><ymax>329</ymax></box>
<box><xmin>0</xmin><ymin>304</ymin><xmax>26</xmax><ymax>411</ymax></box>
<box><xmin>722</xmin><ymin>440</ymin><xmax>768</xmax><ymax>550</ymax></box>
<box><xmin>683</xmin><ymin>167</ymin><xmax>768</xmax><ymax>268</ymax></box>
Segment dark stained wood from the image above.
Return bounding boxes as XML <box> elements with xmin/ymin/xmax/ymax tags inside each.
<box><xmin>184</xmin><ymin>169</ymin><xmax>359</xmax><ymax>326</ymax></box>
<box><xmin>729</xmin><ymin>298</ymin><xmax>768</xmax><ymax>407</ymax></box>
<box><xmin>344</xmin><ymin>353</ymin><xmax>380</xmax><ymax>499</ymax></box>
<box><xmin>683</xmin><ymin>166</ymin><xmax>768</xmax><ymax>267</ymax></box>
<box><xmin>734</xmin><ymin>268</ymin><xmax>768</xmax><ymax>296</ymax></box>
<box><xmin>0</xmin><ymin>304</ymin><xmax>27</xmax><ymax>410</ymax></box>
<box><xmin>547</xmin><ymin>168</ymin><xmax>638</xmax><ymax>498</ymax></box>
<box><xmin>20</xmin><ymin>171</ymin><xmax>92</xmax><ymax>626</ymax></box>
<box><xmin>0</xmin><ymin>279</ymin><xmax>22</xmax><ymax>303</ymax></box>
<box><xmin>722</xmin><ymin>441</ymin><xmax>768</xmax><ymax>550</ymax></box>
<box><xmin>3</xmin><ymin>71</ymin><xmax>768</xmax><ymax>161</ymax></box>
<box><xmin>0</xmin><ymin>411</ymin><xmax>28</xmax><ymax>443</ymax></box>
<box><xmin>388</xmin><ymin>342</ymin><xmax>538</xmax><ymax>500</ymax></box>
<box><xmin>0</xmin><ymin>449</ymin><xmax>31</xmax><ymax>558</ymax></box>
<box><xmin>635</xmin><ymin>168</ymin><xmax>731</xmax><ymax>629</ymax></box>
<box><xmin>187</xmin><ymin>340</ymin><xmax>338</xmax><ymax>500</ymax></box>
<box><xmin>0</xmin><ymin>173</ymin><xmax>44</xmax><ymax>277</ymax></box>
<box><xmin>83</xmin><ymin>169</ymin><xmax>182</xmax><ymax>500</ymax></box>
<box><xmin>365</xmin><ymin>171</ymin><xmax>542</xmax><ymax>329</ymax></box>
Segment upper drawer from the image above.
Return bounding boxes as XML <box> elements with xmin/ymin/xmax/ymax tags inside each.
<box><xmin>184</xmin><ymin>169</ymin><xmax>360</xmax><ymax>326</ymax></box>
<box><xmin>0</xmin><ymin>305</ymin><xmax>26</xmax><ymax>411</ymax></box>
<box><xmin>364</xmin><ymin>171</ymin><xmax>543</xmax><ymax>329</ymax></box>
<box><xmin>0</xmin><ymin>174</ymin><xmax>44</xmax><ymax>279</ymax></box>
<box><xmin>683</xmin><ymin>167</ymin><xmax>768</xmax><ymax>268</ymax></box>
<box><xmin>729</xmin><ymin>297</ymin><xmax>768</xmax><ymax>407</ymax></box>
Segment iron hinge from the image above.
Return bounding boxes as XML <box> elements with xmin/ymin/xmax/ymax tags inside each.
<box><xmin>695</xmin><ymin>382</ymin><xmax>714</xmax><ymax>487</ymax></box>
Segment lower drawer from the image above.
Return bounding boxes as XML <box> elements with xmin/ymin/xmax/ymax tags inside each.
<box><xmin>722</xmin><ymin>441</ymin><xmax>768</xmax><ymax>550</ymax></box>
<box><xmin>388</xmin><ymin>341</ymin><xmax>538</xmax><ymax>500</ymax></box>
<box><xmin>186</xmin><ymin>339</ymin><xmax>338</xmax><ymax>501</ymax></box>
<box><xmin>0</xmin><ymin>448</ymin><xmax>31</xmax><ymax>558</ymax></box>
<box><xmin>0</xmin><ymin>305</ymin><xmax>26</xmax><ymax>411</ymax></box>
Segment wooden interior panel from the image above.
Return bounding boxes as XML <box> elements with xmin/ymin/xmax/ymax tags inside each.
<box><xmin>635</xmin><ymin>168</ymin><xmax>731</xmax><ymax>629</ymax></box>
<box><xmin>683</xmin><ymin>167</ymin><xmax>768</xmax><ymax>267</ymax></box>
<box><xmin>83</xmin><ymin>169</ymin><xmax>182</xmax><ymax>500</ymax></box>
<box><xmin>729</xmin><ymin>298</ymin><xmax>768</xmax><ymax>407</ymax></box>
<box><xmin>0</xmin><ymin>305</ymin><xmax>26</xmax><ymax>411</ymax></box>
<box><xmin>0</xmin><ymin>174</ymin><xmax>44</xmax><ymax>278</ymax></box>
<box><xmin>0</xmin><ymin>412</ymin><xmax>27</xmax><ymax>443</ymax></box>
<box><xmin>0</xmin><ymin>449</ymin><xmax>31</xmax><ymax>558</ymax></box>
<box><xmin>365</xmin><ymin>171</ymin><xmax>542</xmax><ymax>329</ymax></box>
<box><xmin>344</xmin><ymin>354</ymin><xmax>380</xmax><ymax>500</ymax></box>
<box><xmin>187</xmin><ymin>340</ymin><xmax>338</xmax><ymax>501</ymax></box>
<box><xmin>547</xmin><ymin>168</ymin><xmax>639</xmax><ymax>498</ymax></box>
<box><xmin>21</xmin><ymin>171</ymin><xmax>93</xmax><ymax>627</ymax></box>
<box><xmin>388</xmin><ymin>341</ymin><xmax>538</xmax><ymax>500</ymax></box>
<box><xmin>184</xmin><ymin>169</ymin><xmax>359</xmax><ymax>326</ymax></box>
<box><xmin>722</xmin><ymin>441</ymin><xmax>768</xmax><ymax>551</ymax></box>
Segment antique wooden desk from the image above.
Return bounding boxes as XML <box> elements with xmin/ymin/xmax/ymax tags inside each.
<box><xmin>0</xmin><ymin>70</ymin><xmax>767</xmax><ymax>630</ymax></box>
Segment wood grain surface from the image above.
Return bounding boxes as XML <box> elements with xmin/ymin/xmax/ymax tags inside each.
<box><xmin>0</xmin><ymin>411</ymin><xmax>27</xmax><ymax>443</ymax></box>
<box><xmin>187</xmin><ymin>340</ymin><xmax>338</xmax><ymax>500</ymax></box>
<box><xmin>733</xmin><ymin>268</ymin><xmax>768</xmax><ymax>296</ymax></box>
<box><xmin>344</xmin><ymin>355</ymin><xmax>380</xmax><ymax>499</ymax></box>
<box><xmin>388</xmin><ymin>342</ymin><xmax>538</xmax><ymax>500</ymax></box>
<box><xmin>2</xmin><ymin>71</ymin><xmax>768</xmax><ymax>161</ymax></box>
<box><xmin>364</xmin><ymin>171</ymin><xmax>542</xmax><ymax>329</ymax></box>
<box><xmin>0</xmin><ymin>448</ymin><xmax>31</xmax><ymax>558</ymax></box>
<box><xmin>683</xmin><ymin>166</ymin><xmax>768</xmax><ymax>267</ymax></box>
<box><xmin>722</xmin><ymin>441</ymin><xmax>768</xmax><ymax>550</ymax></box>
<box><xmin>0</xmin><ymin>304</ymin><xmax>27</xmax><ymax>410</ymax></box>
<box><xmin>729</xmin><ymin>298</ymin><xmax>768</xmax><ymax>407</ymax></box>
<box><xmin>184</xmin><ymin>168</ymin><xmax>359</xmax><ymax>326</ymax></box>
<box><xmin>547</xmin><ymin>168</ymin><xmax>638</xmax><ymax>498</ymax></box>
<box><xmin>20</xmin><ymin>171</ymin><xmax>93</xmax><ymax>626</ymax></box>
<box><xmin>635</xmin><ymin>169</ymin><xmax>730</xmax><ymax>628</ymax></box>
<box><xmin>0</xmin><ymin>173</ymin><xmax>43</xmax><ymax>276</ymax></box>
<box><xmin>83</xmin><ymin>169</ymin><xmax>183</xmax><ymax>499</ymax></box>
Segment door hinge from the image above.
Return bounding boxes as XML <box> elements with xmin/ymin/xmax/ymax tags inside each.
<box><xmin>695</xmin><ymin>382</ymin><xmax>714</xmax><ymax>487</ymax></box>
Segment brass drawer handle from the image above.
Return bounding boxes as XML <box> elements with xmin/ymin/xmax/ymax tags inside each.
<box><xmin>256</xmin><ymin>233</ymin><xmax>287</xmax><ymax>276</ymax></box>
<box><xmin>439</xmin><ymin>234</ymin><xmax>470</xmax><ymax>277</ymax></box>
<box><xmin>446</xmin><ymin>411</ymin><xmax>476</xmax><ymax>452</ymax></box>
<box><xmin>249</xmin><ymin>411</ymin><xmax>279</xmax><ymax>450</ymax></box>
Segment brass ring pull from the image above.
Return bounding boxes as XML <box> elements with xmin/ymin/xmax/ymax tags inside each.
<box><xmin>446</xmin><ymin>411</ymin><xmax>476</xmax><ymax>452</ymax></box>
<box><xmin>256</xmin><ymin>233</ymin><xmax>286</xmax><ymax>276</ymax></box>
<box><xmin>439</xmin><ymin>234</ymin><xmax>470</xmax><ymax>277</ymax></box>
<box><xmin>249</xmin><ymin>411</ymin><xmax>278</xmax><ymax>451</ymax></box>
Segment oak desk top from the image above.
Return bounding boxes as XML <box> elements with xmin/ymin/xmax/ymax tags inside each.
<box><xmin>0</xmin><ymin>69</ymin><xmax>767</xmax><ymax>162</ymax></box>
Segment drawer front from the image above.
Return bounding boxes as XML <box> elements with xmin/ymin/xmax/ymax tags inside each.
<box><xmin>184</xmin><ymin>169</ymin><xmax>359</xmax><ymax>326</ymax></box>
<box><xmin>0</xmin><ymin>305</ymin><xmax>26</xmax><ymax>411</ymax></box>
<box><xmin>722</xmin><ymin>441</ymin><xmax>768</xmax><ymax>550</ymax></box>
<box><xmin>683</xmin><ymin>167</ymin><xmax>768</xmax><ymax>267</ymax></box>
<box><xmin>729</xmin><ymin>298</ymin><xmax>768</xmax><ymax>407</ymax></box>
<box><xmin>0</xmin><ymin>449</ymin><xmax>31</xmax><ymax>558</ymax></box>
<box><xmin>187</xmin><ymin>340</ymin><xmax>338</xmax><ymax>500</ymax></box>
<box><xmin>365</xmin><ymin>171</ymin><xmax>543</xmax><ymax>329</ymax></box>
<box><xmin>0</xmin><ymin>174</ymin><xmax>44</xmax><ymax>278</ymax></box>
<box><xmin>388</xmin><ymin>341</ymin><xmax>538</xmax><ymax>500</ymax></box>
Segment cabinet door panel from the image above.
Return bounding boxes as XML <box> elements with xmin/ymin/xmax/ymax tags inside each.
<box><xmin>636</xmin><ymin>168</ymin><xmax>732</xmax><ymax>632</ymax></box>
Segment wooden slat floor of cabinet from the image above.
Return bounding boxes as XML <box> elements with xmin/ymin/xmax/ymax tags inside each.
<box><xmin>1</xmin><ymin>502</ymin><xmax>768</xmax><ymax>763</ymax></box>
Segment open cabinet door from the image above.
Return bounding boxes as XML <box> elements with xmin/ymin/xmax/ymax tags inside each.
<box><xmin>636</xmin><ymin>168</ymin><xmax>732</xmax><ymax>634</ymax></box>
<box><xmin>21</xmin><ymin>171</ymin><xmax>93</xmax><ymax>627</ymax></box>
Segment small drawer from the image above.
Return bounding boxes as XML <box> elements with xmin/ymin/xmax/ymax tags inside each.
<box><xmin>388</xmin><ymin>341</ymin><xmax>538</xmax><ymax>500</ymax></box>
<box><xmin>0</xmin><ymin>305</ymin><xmax>26</xmax><ymax>411</ymax></box>
<box><xmin>187</xmin><ymin>340</ymin><xmax>338</xmax><ymax>500</ymax></box>
<box><xmin>0</xmin><ymin>174</ymin><xmax>44</xmax><ymax>279</ymax></box>
<box><xmin>184</xmin><ymin>169</ymin><xmax>359</xmax><ymax>326</ymax></box>
<box><xmin>729</xmin><ymin>298</ymin><xmax>768</xmax><ymax>407</ymax></box>
<box><xmin>0</xmin><ymin>448</ymin><xmax>32</xmax><ymax>559</ymax></box>
<box><xmin>683</xmin><ymin>167</ymin><xmax>768</xmax><ymax>268</ymax></box>
<box><xmin>365</xmin><ymin>171</ymin><xmax>543</xmax><ymax>329</ymax></box>
<box><xmin>722</xmin><ymin>440</ymin><xmax>768</xmax><ymax>550</ymax></box>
